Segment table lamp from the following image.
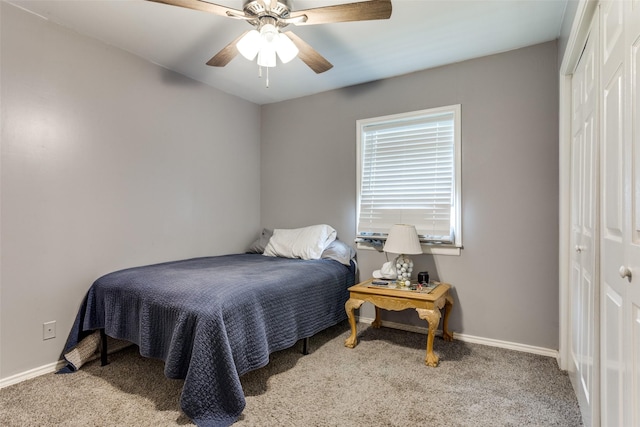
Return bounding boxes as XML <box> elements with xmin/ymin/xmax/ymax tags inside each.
<box><xmin>383</xmin><ymin>224</ymin><xmax>423</xmax><ymax>287</ymax></box>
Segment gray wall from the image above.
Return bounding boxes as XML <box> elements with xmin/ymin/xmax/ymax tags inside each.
<box><xmin>1</xmin><ymin>3</ymin><xmax>261</xmax><ymax>378</ymax></box>
<box><xmin>261</xmin><ymin>41</ymin><xmax>560</xmax><ymax>350</ymax></box>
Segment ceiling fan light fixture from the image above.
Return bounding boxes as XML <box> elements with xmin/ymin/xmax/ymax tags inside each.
<box><xmin>260</xmin><ymin>23</ymin><xmax>278</xmax><ymax>43</ymax></box>
<box><xmin>257</xmin><ymin>44</ymin><xmax>277</xmax><ymax>68</ymax></box>
<box><xmin>242</xmin><ymin>20</ymin><xmax>298</xmax><ymax>67</ymax></box>
<box><xmin>275</xmin><ymin>33</ymin><xmax>299</xmax><ymax>63</ymax></box>
<box><xmin>237</xmin><ymin>29</ymin><xmax>261</xmax><ymax>60</ymax></box>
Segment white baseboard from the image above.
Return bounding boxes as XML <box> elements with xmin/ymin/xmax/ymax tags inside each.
<box><xmin>358</xmin><ymin>316</ymin><xmax>559</xmax><ymax>360</ymax></box>
<box><xmin>0</xmin><ymin>359</ymin><xmax>66</xmax><ymax>389</ymax></box>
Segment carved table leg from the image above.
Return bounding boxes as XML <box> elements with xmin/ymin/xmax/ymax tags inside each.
<box><xmin>442</xmin><ymin>293</ymin><xmax>454</xmax><ymax>342</ymax></box>
<box><xmin>371</xmin><ymin>306</ymin><xmax>382</xmax><ymax>329</ymax></box>
<box><xmin>416</xmin><ymin>307</ymin><xmax>442</xmax><ymax>367</ymax></box>
<box><xmin>344</xmin><ymin>298</ymin><xmax>364</xmax><ymax>348</ymax></box>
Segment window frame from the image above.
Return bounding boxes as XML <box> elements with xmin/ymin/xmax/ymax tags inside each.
<box><xmin>356</xmin><ymin>104</ymin><xmax>462</xmax><ymax>256</ymax></box>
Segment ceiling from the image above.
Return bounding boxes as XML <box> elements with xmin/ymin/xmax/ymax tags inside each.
<box><xmin>7</xmin><ymin>0</ymin><xmax>569</xmax><ymax>105</ymax></box>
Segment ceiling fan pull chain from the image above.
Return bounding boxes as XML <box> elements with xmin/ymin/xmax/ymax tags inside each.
<box><xmin>256</xmin><ymin>64</ymin><xmax>269</xmax><ymax>88</ymax></box>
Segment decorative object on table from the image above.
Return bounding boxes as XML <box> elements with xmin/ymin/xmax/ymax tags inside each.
<box><xmin>372</xmin><ymin>260</ymin><xmax>397</xmax><ymax>280</ymax></box>
<box><xmin>383</xmin><ymin>224</ymin><xmax>423</xmax><ymax>287</ymax></box>
<box><xmin>418</xmin><ymin>271</ymin><xmax>430</xmax><ymax>285</ymax></box>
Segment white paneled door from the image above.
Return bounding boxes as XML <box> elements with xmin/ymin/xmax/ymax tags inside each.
<box><xmin>567</xmin><ymin>1</ymin><xmax>640</xmax><ymax>425</ymax></box>
<box><xmin>600</xmin><ymin>0</ymin><xmax>625</xmax><ymax>425</ymax></box>
<box><xmin>600</xmin><ymin>0</ymin><xmax>640</xmax><ymax>425</ymax></box>
<box><xmin>570</xmin><ymin>14</ymin><xmax>599</xmax><ymax>426</ymax></box>
<box><xmin>625</xmin><ymin>1</ymin><xmax>640</xmax><ymax>425</ymax></box>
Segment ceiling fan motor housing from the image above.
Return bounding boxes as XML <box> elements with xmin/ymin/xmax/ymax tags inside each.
<box><xmin>243</xmin><ymin>0</ymin><xmax>292</xmax><ymax>20</ymax></box>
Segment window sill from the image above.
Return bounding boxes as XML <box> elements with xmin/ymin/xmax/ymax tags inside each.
<box><xmin>356</xmin><ymin>243</ymin><xmax>461</xmax><ymax>256</ymax></box>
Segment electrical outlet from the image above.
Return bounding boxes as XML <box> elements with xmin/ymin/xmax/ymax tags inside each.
<box><xmin>43</xmin><ymin>321</ymin><xmax>56</xmax><ymax>340</ymax></box>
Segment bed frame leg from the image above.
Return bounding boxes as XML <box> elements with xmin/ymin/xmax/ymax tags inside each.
<box><xmin>302</xmin><ymin>337</ymin><xmax>309</xmax><ymax>355</ymax></box>
<box><xmin>100</xmin><ymin>329</ymin><xmax>109</xmax><ymax>366</ymax></box>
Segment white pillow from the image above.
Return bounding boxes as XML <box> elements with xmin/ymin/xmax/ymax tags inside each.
<box><xmin>263</xmin><ymin>224</ymin><xmax>337</xmax><ymax>260</ymax></box>
<box><xmin>321</xmin><ymin>239</ymin><xmax>356</xmax><ymax>266</ymax></box>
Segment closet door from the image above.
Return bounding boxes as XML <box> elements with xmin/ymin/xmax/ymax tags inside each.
<box><xmin>600</xmin><ymin>0</ymin><xmax>635</xmax><ymax>425</ymax></box>
<box><xmin>570</xmin><ymin>17</ymin><xmax>599</xmax><ymax>426</ymax></box>
<box><xmin>625</xmin><ymin>0</ymin><xmax>640</xmax><ymax>424</ymax></box>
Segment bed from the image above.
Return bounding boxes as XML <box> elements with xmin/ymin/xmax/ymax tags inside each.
<box><xmin>59</xmin><ymin>225</ymin><xmax>356</xmax><ymax>427</ymax></box>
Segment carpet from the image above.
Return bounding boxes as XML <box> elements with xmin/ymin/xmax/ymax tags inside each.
<box><xmin>0</xmin><ymin>321</ymin><xmax>582</xmax><ymax>426</ymax></box>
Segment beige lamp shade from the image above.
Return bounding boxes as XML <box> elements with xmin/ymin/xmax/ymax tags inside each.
<box><xmin>383</xmin><ymin>224</ymin><xmax>423</xmax><ymax>255</ymax></box>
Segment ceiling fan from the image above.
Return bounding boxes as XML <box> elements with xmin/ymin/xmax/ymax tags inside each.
<box><xmin>147</xmin><ymin>0</ymin><xmax>392</xmax><ymax>74</ymax></box>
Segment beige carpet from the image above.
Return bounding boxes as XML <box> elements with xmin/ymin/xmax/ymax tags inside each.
<box><xmin>0</xmin><ymin>321</ymin><xmax>582</xmax><ymax>426</ymax></box>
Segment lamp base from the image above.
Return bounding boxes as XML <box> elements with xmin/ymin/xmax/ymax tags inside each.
<box><xmin>394</xmin><ymin>254</ymin><xmax>414</xmax><ymax>287</ymax></box>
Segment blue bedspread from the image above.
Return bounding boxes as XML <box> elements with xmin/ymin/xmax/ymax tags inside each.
<box><xmin>61</xmin><ymin>254</ymin><xmax>355</xmax><ymax>426</ymax></box>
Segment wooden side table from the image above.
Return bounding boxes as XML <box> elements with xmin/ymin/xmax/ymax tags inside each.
<box><xmin>344</xmin><ymin>278</ymin><xmax>454</xmax><ymax>367</ymax></box>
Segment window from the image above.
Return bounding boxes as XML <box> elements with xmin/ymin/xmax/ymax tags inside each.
<box><xmin>356</xmin><ymin>105</ymin><xmax>461</xmax><ymax>254</ymax></box>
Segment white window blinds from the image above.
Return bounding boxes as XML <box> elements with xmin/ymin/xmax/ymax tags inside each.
<box><xmin>357</xmin><ymin>105</ymin><xmax>461</xmax><ymax>244</ymax></box>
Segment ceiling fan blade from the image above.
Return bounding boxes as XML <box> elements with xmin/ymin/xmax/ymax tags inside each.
<box><xmin>283</xmin><ymin>32</ymin><xmax>333</xmax><ymax>74</ymax></box>
<box><xmin>206</xmin><ymin>31</ymin><xmax>249</xmax><ymax>67</ymax></box>
<box><xmin>289</xmin><ymin>0</ymin><xmax>392</xmax><ymax>26</ymax></box>
<box><xmin>145</xmin><ymin>0</ymin><xmax>243</xmax><ymax>18</ymax></box>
